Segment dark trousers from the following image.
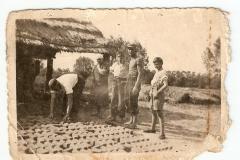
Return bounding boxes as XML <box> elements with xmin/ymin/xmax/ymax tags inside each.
<box><xmin>125</xmin><ymin>76</ymin><xmax>140</xmax><ymax>115</ymax></box>
<box><xmin>61</xmin><ymin>76</ymin><xmax>85</xmax><ymax>115</ymax></box>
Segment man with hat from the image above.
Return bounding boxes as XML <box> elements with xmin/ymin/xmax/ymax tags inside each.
<box><xmin>124</xmin><ymin>44</ymin><xmax>143</xmax><ymax>128</ymax></box>
<box><xmin>92</xmin><ymin>54</ymin><xmax>109</xmax><ymax>117</ymax></box>
<box><xmin>48</xmin><ymin>69</ymin><xmax>91</xmax><ymax>122</ymax></box>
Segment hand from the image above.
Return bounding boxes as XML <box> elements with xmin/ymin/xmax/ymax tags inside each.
<box><xmin>146</xmin><ymin>95</ymin><xmax>151</xmax><ymax>101</ymax></box>
<box><xmin>63</xmin><ymin>115</ymin><xmax>70</xmax><ymax>122</ymax></box>
<box><xmin>153</xmin><ymin>92</ymin><xmax>159</xmax><ymax>99</ymax></box>
<box><xmin>132</xmin><ymin>87</ymin><xmax>139</xmax><ymax>95</ymax></box>
<box><xmin>49</xmin><ymin>112</ymin><xmax>54</xmax><ymax>119</ymax></box>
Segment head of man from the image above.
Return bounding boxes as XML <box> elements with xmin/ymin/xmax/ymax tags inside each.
<box><xmin>81</xmin><ymin>65</ymin><xmax>93</xmax><ymax>79</ymax></box>
<box><xmin>153</xmin><ymin>57</ymin><xmax>163</xmax><ymax>70</ymax></box>
<box><xmin>97</xmin><ymin>55</ymin><xmax>103</xmax><ymax>65</ymax></box>
<box><xmin>127</xmin><ymin>44</ymin><xmax>137</xmax><ymax>58</ymax></box>
<box><xmin>49</xmin><ymin>78</ymin><xmax>62</xmax><ymax>92</ymax></box>
<box><xmin>116</xmin><ymin>53</ymin><xmax>124</xmax><ymax>64</ymax></box>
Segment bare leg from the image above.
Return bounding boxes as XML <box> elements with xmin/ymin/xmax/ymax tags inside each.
<box><xmin>110</xmin><ymin>79</ymin><xmax>118</xmax><ymax>119</ymax></box>
<box><xmin>132</xmin><ymin>114</ymin><xmax>137</xmax><ymax>125</ymax></box>
<box><xmin>124</xmin><ymin>115</ymin><xmax>133</xmax><ymax>125</ymax></box>
<box><xmin>157</xmin><ymin>110</ymin><xmax>165</xmax><ymax>139</ymax></box>
<box><xmin>143</xmin><ymin>111</ymin><xmax>157</xmax><ymax>133</ymax></box>
<box><xmin>97</xmin><ymin>105</ymin><xmax>101</xmax><ymax>118</ymax></box>
<box><xmin>151</xmin><ymin>110</ymin><xmax>158</xmax><ymax>131</ymax></box>
<box><xmin>127</xmin><ymin>91</ymin><xmax>139</xmax><ymax>128</ymax></box>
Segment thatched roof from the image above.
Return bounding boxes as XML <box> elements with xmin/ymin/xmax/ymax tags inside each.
<box><xmin>16</xmin><ymin>18</ymin><xmax>107</xmax><ymax>54</ymax></box>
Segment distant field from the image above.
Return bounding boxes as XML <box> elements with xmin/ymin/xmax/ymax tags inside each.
<box><xmin>139</xmin><ymin>85</ymin><xmax>221</xmax><ymax>105</ymax></box>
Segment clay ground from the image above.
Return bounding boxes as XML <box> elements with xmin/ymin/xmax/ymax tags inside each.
<box><xmin>17</xmin><ymin>94</ymin><xmax>221</xmax><ymax>154</ymax></box>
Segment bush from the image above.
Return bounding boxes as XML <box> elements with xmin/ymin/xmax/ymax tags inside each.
<box><xmin>178</xmin><ymin>93</ymin><xmax>190</xmax><ymax>103</ymax></box>
<box><xmin>166</xmin><ymin>71</ymin><xmax>221</xmax><ymax>89</ymax></box>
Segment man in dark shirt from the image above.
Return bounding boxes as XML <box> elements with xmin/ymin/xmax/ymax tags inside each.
<box><xmin>124</xmin><ymin>44</ymin><xmax>143</xmax><ymax>129</ymax></box>
<box><xmin>92</xmin><ymin>55</ymin><xmax>109</xmax><ymax>118</ymax></box>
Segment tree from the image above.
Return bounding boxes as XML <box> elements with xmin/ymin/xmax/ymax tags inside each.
<box><xmin>73</xmin><ymin>56</ymin><xmax>94</xmax><ymax>76</ymax></box>
<box><xmin>202</xmin><ymin>38</ymin><xmax>221</xmax><ymax>89</ymax></box>
<box><xmin>105</xmin><ymin>37</ymin><xmax>148</xmax><ymax>66</ymax></box>
<box><xmin>202</xmin><ymin>38</ymin><xmax>221</xmax><ymax>77</ymax></box>
<box><xmin>105</xmin><ymin>37</ymin><xmax>129</xmax><ymax>64</ymax></box>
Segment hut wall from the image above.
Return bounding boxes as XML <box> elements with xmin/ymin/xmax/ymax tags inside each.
<box><xmin>16</xmin><ymin>55</ymin><xmax>37</xmax><ymax>102</ymax></box>
<box><xmin>16</xmin><ymin>42</ymin><xmax>57</xmax><ymax>103</ymax></box>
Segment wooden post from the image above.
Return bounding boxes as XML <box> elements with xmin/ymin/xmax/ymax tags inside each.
<box><xmin>45</xmin><ymin>57</ymin><xmax>53</xmax><ymax>91</ymax></box>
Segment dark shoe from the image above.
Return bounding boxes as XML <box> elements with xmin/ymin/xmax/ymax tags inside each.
<box><xmin>91</xmin><ymin>112</ymin><xmax>99</xmax><ymax>117</ymax></box>
<box><xmin>117</xmin><ymin>117</ymin><xmax>124</xmax><ymax>123</ymax></box>
<box><xmin>62</xmin><ymin>116</ymin><xmax>71</xmax><ymax>123</ymax></box>
<box><xmin>118</xmin><ymin>109</ymin><xmax>125</xmax><ymax>119</ymax></box>
<box><xmin>106</xmin><ymin>116</ymin><xmax>116</xmax><ymax>122</ymax></box>
<box><xmin>159</xmin><ymin>135</ymin><xmax>166</xmax><ymax>140</ymax></box>
<box><xmin>143</xmin><ymin>129</ymin><xmax>156</xmax><ymax>133</ymax></box>
<box><xmin>125</xmin><ymin>123</ymin><xmax>137</xmax><ymax>129</ymax></box>
<box><xmin>105</xmin><ymin>118</ymin><xmax>117</xmax><ymax>126</ymax></box>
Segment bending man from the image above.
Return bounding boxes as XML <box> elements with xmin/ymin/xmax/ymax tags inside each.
<box><xmin>48</xmin><ymin>72</ymin><xmax>89</xmax><ymax>122</ymax></box>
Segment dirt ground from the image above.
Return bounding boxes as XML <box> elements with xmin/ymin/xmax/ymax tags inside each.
<box><xmin>17</xmin><ymin>94</ymin><xmax>221</xmax><ymax>154</ymax></box>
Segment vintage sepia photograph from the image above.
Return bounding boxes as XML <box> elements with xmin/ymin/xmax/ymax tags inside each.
<box><xmin>7</xmin><ymin>8</ymin><xmax>229</xmax><ymax>160</ymax></box>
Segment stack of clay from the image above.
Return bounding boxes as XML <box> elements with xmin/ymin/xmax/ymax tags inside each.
<box><xmin>18</xmin><ymin>120</ymin><xmax>173</xmax><ymax>153</ymax></box>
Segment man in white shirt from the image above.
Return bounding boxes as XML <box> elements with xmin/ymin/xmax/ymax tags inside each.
<box><xmin>48</xmin><ymin>72</ymin><xmax>90</xmax><ymax>122</ymax></box>
<box><xmin>107</xmin><ymin>53</ymin><xmax>128</xmax><ymax>122</ymax></box>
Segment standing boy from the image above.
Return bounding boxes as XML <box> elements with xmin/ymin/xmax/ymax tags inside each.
<box><xmin>144</xmin><ymin>57</ymin><xmax>168</xmax><ymax>139</ymax></box>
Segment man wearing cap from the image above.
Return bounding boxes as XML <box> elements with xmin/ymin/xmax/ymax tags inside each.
<box><xmin>107</xmin><ymin>53</ymin><xmax>128</xmax><ymax>122</ymax></box>
<box><xmin>124</xmin><ymin>44</ymin><xmax>143</xmax><ymax>128</ymax></box>
<box><xmin>92</xmin><ymin>55</ymin><xmax>109</xmax><ymax>117</ymax></box>
<box><xmin>48</xmin><ymin>71</ymin><xmax>90</xmax><ymax>122</ymax></box>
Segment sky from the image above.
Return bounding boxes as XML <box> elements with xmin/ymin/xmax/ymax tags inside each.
<box><xmin>48</xmin><ymin>9</ymin><xmax>224</xmax><ymax>73</ymax></box>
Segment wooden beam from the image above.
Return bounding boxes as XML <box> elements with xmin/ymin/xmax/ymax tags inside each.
<box><xmin>45</xmin><ymin>58</ymin><xmax>53</xmax><ymax>91</ymax></box>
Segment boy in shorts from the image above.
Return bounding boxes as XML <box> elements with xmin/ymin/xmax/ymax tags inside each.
<box><xmin>144</xmin><ymin>57</ymin><xmax>168</xmax><ymax>139</ymax></box>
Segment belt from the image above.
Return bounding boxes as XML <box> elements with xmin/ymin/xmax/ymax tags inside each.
<box><xmin>114</xmin><ymin>77</ymin><xmax>127</xmax><ymax>81</ymax></box>
<box><xmin>127</xmin><ymin>75</ymin><xmax>137</xmax><ymax>79</ymax></box>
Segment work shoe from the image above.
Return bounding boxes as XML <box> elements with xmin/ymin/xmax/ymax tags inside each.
<box><xmin>124</xmin><ymin>120</ymin><xmax>132</xmax><ymax>125</ymax></box>
<box><xmin>91</xmin><ymin>112</ymin><xmax>100</xmax><ymax>117</ymax></box>
<box><xmin>105</xmin><ymin>115</ymin><xmax>116</xmax><ymax>123</ymax></box>
<box><xmin>143</xmin><ymin>129</ymin><xmax>156</xmax><ymax>133</ymax></box>
<box><xmin>62</xmin><ymin>116</ymin><xmax>71</xmax><ymax>123</ymax></box>
<box><xmin>159</xmin><ymin>135</ymin><xmax>166</xmax><ymax>140</ymax></box>
<box><xmin>106</xmin><ymin>116</ymin><xmax>116</xmax><ymax>122</ymax></box>
<box><xmin>125</xmin><ymin>123</ymin><xmax>137</xmax><ymax>129</ymax></box>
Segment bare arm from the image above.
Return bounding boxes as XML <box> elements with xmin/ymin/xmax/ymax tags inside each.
<box><xmin>49</xmin><ymin>92</ymin><xmax>56</xmax><ymax>118</ymax></box>
<box><xmin>93</xmin><ymin>67</ymin><xmax>100</xmax><ymax>86</ymax></box>
<box><xmin>157</xmin><ymin>79</ymin><xmax>168</xmax><ymax>95</ymax></box>
<box><xmin>65</xmin><ymin>94</ymin><xmax>73</xmax><ymax>117</ymax></box>
<box><xmin>134</xmin><ymin>61</ymin><xmax>143</xmax><ymax>89</ymax></box>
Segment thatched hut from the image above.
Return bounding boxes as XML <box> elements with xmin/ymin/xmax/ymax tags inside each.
<box><xmin>16</xmin><ymin>18</ymin><xmax>107</xmax><ymax>102</ymax></box>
